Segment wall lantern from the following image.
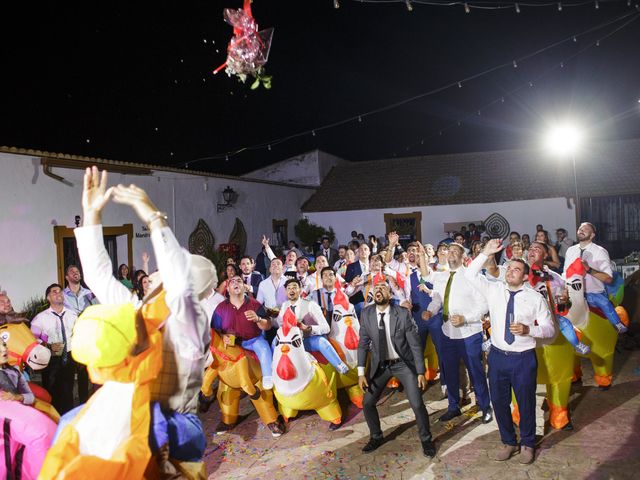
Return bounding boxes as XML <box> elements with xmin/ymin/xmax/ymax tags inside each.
<box><xmin>217</xmin><ymin>186</ymin><xmax>238</xmax><ymax>212</ymax></box>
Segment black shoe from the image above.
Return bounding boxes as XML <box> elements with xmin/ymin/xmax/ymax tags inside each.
<box><xmin>561</xmin><ymin>421</ymin><xmax>574</xmax><ymax>431</ymax></box>
<box><xmin>482</xmin><ymin>407</ymin><xmax>493</xmax><ymax>424</ymax></box>
<box><xmin>215</xmin><ymin>421</ymin><xmax>235</xmax><ymax>434</ymax></box>
<box><xmin>198</xmin><ymin>391</ymin><xmax>215</xmax><ymax>413</ymax></box>
<box><xmin>328</xmin><ymin>420</ymin><xmax>343</xmax><ymax>431</ymax></box>
<box><xmin>439</xmin><ymin>408</ymin><xmax>462</xmax><ymax>422</ymax></box>
<box><xmin>598</xmin><ymin>384</ymin><xmax>611</xmax><ymax>391</ymax></box>
<box><xmin>362</xmin><ymin>437</ymin><xmax>384</xmax><ymax>453</ymax></box>
<box><xmin>422</xmin><ymin>440</ymin><xmax>436</xmax><ymax>458</ymax></box>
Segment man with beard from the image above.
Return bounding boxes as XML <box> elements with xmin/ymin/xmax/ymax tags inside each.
<box><xmin>466</xmin><ymin>239</ymin><xmax>555</xmax><ymax>464</ymax></box>
<box><xmin>357</xmin><ymin>281</ymin><xmax>435</xmax><ymax>457</ymax></box>
<box><xmin>422</xmin><ymin>242</ymin><xmax>492</xmax><ymax>424</ymax></box>
<box><xmin>563</xmin><ymin>222</ymin><xmax>627</xmax><ymax>333</ymax></box>
<box><xmin>527</xmin><ymin>242</ymin><xmax>590</xmax><ymax>355</ymax></box>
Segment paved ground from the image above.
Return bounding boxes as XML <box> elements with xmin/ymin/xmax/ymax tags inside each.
<box><xmin>201</xmin><ymin>334</ymin><xmax>640</xmax><ymax>480</ymax></box>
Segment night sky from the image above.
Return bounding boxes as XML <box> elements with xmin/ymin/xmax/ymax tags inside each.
<box><xmin>2</xmin><ymin>1</ymin><xmax>639</xmax><ymax>175</ymax></box>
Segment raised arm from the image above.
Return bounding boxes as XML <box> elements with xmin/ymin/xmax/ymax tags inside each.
<box><xmin>262</xmin><ymin>235</ymin><xmax>277</xmax><ymax>261</ymax></box>
<box><xmin>465</xmin><ymin>239</ymin><xmax>503</xmax><ymax>298</ymax></box>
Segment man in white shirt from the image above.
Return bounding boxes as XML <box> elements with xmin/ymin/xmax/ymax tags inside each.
<box><xmin>275</xmin><ymin>278</ymin><xmax>349</xmax><ymax>375</ymax></box>
<box><xmin>423</xmin><ymin>242</ymin><xmax>491</xmax><ymax>424</ymax></box>
<box><xmin>75</xmin><ymin>167</ymin><xmax>217</xmax><ymax>470</ymax></box>
<box><xmin>466</xmin><ymin>239</ymin><xmax>555</xmax><ymax>464</ymax></box>
<box><xmin>563</xmin><ymin>222</ymin><xmax>626</xmax><ymax>333</ymax></box>
<box><xmin>31</xmin><ymin>283</ymin><xmax>79</xmax><ymax>414</ymax></box>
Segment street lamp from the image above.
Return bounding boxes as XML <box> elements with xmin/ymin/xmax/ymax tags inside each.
<box><xmin>544</xmin><ymin>123</ymin><xmax>584</xmax><ymax>223</ymax></box>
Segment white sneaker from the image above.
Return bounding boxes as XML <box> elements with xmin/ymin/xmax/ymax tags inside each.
<box><xmin>575</xmin><ymin>343</ymin><xmax>591</xmax><ymax>355</ymax></box>
<box><xmin>262</xmin><ymin>376</ymin><xmax>274</xmax><ymax>390</ymax></box>
<box><xmin>615</xmin><ymin>323</ymin><xmax>628</xmax><ymax>334</ymax></box>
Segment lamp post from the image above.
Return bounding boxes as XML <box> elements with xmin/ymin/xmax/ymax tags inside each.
<box><xmin>544</xmin><ymin>123</ymin><xmax>583</xmax><ymax>224</ymax></box>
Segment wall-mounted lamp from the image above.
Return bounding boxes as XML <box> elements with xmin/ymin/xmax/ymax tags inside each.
<box><xmin>217</xmin><ymin>186</ymin><xmax>238</xmax><ymax>212</ymax></box>
<box><xmin>74</xmin><ymin>215</ymin><xmax>81</xmax><ymax>227</ymax></box>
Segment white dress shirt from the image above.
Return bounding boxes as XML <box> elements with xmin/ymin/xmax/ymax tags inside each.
<box><xmin>466</xmin><ymin>253</ymin><xmax>556</xmax><ymax>352</ymax></box>
<box><xmin>31</xmin><ymin>307</ymin><xmax>78</xmax><ymax>349</ymax></box>
<box><xmin>423</xmin><ymin>266</ymin><xmax>487</xmax><ymax>339</ymax></box>
<box><xmin>256</xmin><ymin>275</ymin><xmax>287</xmax><ymax>309</ymax></box>
<box><xmin>563</xmin><ymin>242</ymin><xmax>613</xmax><ymax>294</ymax></box>
<box><xmin>357</xmin><ymin>305</ymin><xmax>399</xmax><ymax>376</ymax></box>
<box><xmin>275</xmin><ymin>298</ymin><xmax>330</xmax><ymax>336</ymax></box>
<box><xmin>75</xmin><ymin>224</ymin><xmax>209</xmax><ymax>414</ymax></box>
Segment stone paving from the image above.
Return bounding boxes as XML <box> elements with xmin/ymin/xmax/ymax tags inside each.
<box><xmin>201</xmin><ymin>341</ymin><xmax>640</xmax><ymax>480</ymax></box>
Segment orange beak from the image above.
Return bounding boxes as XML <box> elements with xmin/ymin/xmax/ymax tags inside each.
<box><xmin>344</xmin><ymin>318</ymin><xmax>352</xmax><ymax>327</ymax></box>
<box><xmin>281</xmin><ymin>345</ymin><xmax>290</xmax><ymax>354</ymax></box>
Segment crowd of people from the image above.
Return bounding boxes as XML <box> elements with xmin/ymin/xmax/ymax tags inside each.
<box><xmin>0</xmin><ymin>167</ymin><xmax>630</xmax><ymax>478</ymax></box>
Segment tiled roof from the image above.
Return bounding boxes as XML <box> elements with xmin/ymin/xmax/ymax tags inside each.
<box><xmin>301</xmin><ymin>138</ymin><xmax>640</xmax><ymax>212</ymax></box>
<box><xmin>0</xmin><ymin>146</ymin><xmax>316</xmax><ymax>190</ymax></box>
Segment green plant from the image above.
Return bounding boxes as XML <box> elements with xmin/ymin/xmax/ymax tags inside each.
<box><xmin>20</xmin><ymin>296</ymin><xmax>49</xmax><ymax>321</ymax></box>
<box><xmin>294</xmin><ymin>218</ymin><xmax>330</xmax><ymax>249</ymax></box>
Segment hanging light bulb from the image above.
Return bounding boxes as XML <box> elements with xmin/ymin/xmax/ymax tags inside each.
<box><xmin>596</xmin><ymin>40</ymin><xmax>600</xmax><ymax>46</ymax></box>
<box><xmin>560</xmin><ymin>61</ymin><xmax>564</xmax><ymax>68</ymax></box>
<box><xmin>405</xmin><ymin>0</ymin><xmax>413</xmax><ymax>11</ymax></box>
<box><xmin>595</xmin><ymin>0</ymin><xmax>599</xmax><ymax>9</ymax></box>
<box><xmin>515</xmin><ymin>3</ymin><xmax>521</xmax><ymax>13</ymax></box>
<box><xmin>573</xmin><ymin>36</ymin><xmax>577</xmax><ymax>42</ymax></box>
<box><xmin>333</xmin><ymin>0</ymin><xmax>340</xmax><ymax>9</ymax></box>
<box><xmin>513</xmin><ymin>60</ymin><xmax>518</xmax><ymax>68</ymax></box>
<box><xmin>358</xmin><ymin>116</ymin><xmax>362</xmax><ymax>122</ymax></box>
<box><xmin>464</xmin><ymin>3</ymin><xmax>470</xmax><ymax>13</ymax></box>
<box><xmin>501</xmin><ymin>97</ymin><xmax>505</xmax><ymax>103</ymax></box>
<box><xmin>458</xmin><ymin>81</ymin><xmax>463</xmax><ymax>88</ymax></box>
<box><xmin>558</xmin><ymin>2</ymin><xmax>563</xmax><ymax>11</ymax></box>
<box><xmin>268</xmin><ymin>144</ymin><xmax>272</xmax><ymax>151</ymax></box>
<box><xmin>225</xmin><ymin>155</ymin><xmax>229</xmax><ymax>162</ymax></box>
<box><xmin>312</xmin><ymin>130</ymin><xmax>316</xmax><ymax>136</ymax></box>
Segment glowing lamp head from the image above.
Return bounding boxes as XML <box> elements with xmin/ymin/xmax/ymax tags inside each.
<box><xmin>544</xmin><ymin>124</ymin><xmax>583</xmax><ymax>156</ymax></box>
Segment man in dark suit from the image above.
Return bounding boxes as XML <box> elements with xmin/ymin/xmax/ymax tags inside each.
<box><xmin>239</xmin><ymin>255</ymin><xmax>264</xmax><ymax>297</ymax></box>
<box><xmin>357</xmin><ymin>281</ymin><xmax>436</xmax><ymax>458</ymax></box>
<box><xmin>316</xmin><ymin>236</ymin><xmax>339</xmax><ymax>267</ymax></box>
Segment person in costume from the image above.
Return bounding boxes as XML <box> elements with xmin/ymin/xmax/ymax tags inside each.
<box><xmin>563</xmin><ymin>222</ymin><xmax>627</xmax><ymax>333</ymax></box>
<box><xmin>212</xmin><ymin>273</ymin><xmax>274</xmax><ymax>389</ymax></box>
<box><xmin>71</xmin><ymin>166</ymin><xmax>217</xmax><ymax>477</ymax></box>
<box><xmin>526</xmin><ymin>242</ymin><xmax>591</xmax><ymax>354</ymax></box>
<box><xmin>1</xmin><ymin>337</ymin><xmax>57</xmax><ymax>480</ymax></box>
<box><xmin>274</xmin><ymin>278</ymin><xmax>349</xmax><ymax>375</ymax></box>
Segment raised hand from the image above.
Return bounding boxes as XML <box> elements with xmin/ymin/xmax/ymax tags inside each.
<box><xmin>111</xmin><ymin>184</ymin><xmax>161</xmax><ymax>225</ymax></box>
<box><xmin>482</xmin><ymin>238</ymin><xmax>504</xmax><ymax>257</ymax></box>
<box><xmin>261</xmin><ymin>235</ymin><xmax>270</xmax><ymax>248</ymax></box>
<box><xmin>388</xmin><ymin>231</ymin><xmax>399</xmax><ymax>246</ymax></box>
<box><xmin>81</xmin><ymin>166</ymin><xmax>113</xmax><ymax>225</ymax></box>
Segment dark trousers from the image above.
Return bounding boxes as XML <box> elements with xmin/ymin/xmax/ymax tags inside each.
<box><xmin>441</xmin><ymin>332</ymin><xmax>491</xmax><ymax>411</ymax></box>
<box><xmin>76</xmin><ymin>362</ymin><xmax>90</xmax><ymax>403</ymax></box>
<box><xmin>41</xmin><ymin>356</ymin><xmax>75</xmax><ymax>414</ymax></box>
<box><xmin>488</xmin><ymin>347</ymin><xmax>538</xmax><ymax>448</ymax></box>
<box><xmin>362</xmin><ymin>361</ymin><xmax>432</xmax><ymax>443</ymax></box>
<box><xmin>415</xmin><ymin>313</ymin><xmax>446</xmax><ymax>387</ymax></box>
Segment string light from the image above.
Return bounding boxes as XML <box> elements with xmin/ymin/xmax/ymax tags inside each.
<box><xmin>558</xmin><ymin>2</ymin><xmax>563</xmax><ymax>11</ymax></box>
<box><xmin>515</xmin><ymin>3</ymin><xmax>521</xmax><ymax>13</ymax></box>
<box><xmin>513</xmin><ymin>60</ymin><xmax>518</xmax><ymax>68</ymax></box>
<box><xmin>464</xmin><ymin>3</ymin><xmax>471</xmax><ymax>13</ymax></box>
<box><xmin>312</xmin><ymin>130</ymin><xmax>316</xmax><ymax>136</ymax></box>
<box><xmin>405</xmin><ymin>0</ymin><xmax>413</xmax><ymax>12</ymax></box>
<box><xmin>596</xmin><ymin>39</ymin><xmax>600</xmax><ymax>45</ymax></box>
<box><xmin>185</xmin><ymin>9</ymin><xmax>640</xmax><ymax>167</ymax></box>
<box><xmin>595</xmin><ymin>0</ymin><xmax>599</xmax><ymax>8</ymax></box>
<box><xmin>333</xmin><ymin>0</ymin><xmax>340</xmax><ymax>8</ymax></box>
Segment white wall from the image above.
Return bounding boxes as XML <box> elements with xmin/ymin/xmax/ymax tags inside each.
<box><xmin>243</xmin><ymin>150</ymin><xmax>345</xmax><ymax>187</ymax></box>
<box><xmin>305</xmin><ymin>197</ymin><xmax>577</xmax><ymax>247</ymax></box>
<box><xmin>0</xmin><ymin>153</ymin><xmax>314</xmax><ymax>307</ymax></box>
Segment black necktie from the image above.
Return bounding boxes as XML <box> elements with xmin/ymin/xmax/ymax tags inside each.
<box><xmin>244</xmin><ymin>275</ymin><xmax>250</xmax><ymax>284</ymax></box>
<box><xmin>504</xmin><ymin>291</ymin><xmax>520</xmax><ymax>345</ymax></box>
<box><xmin>291</xmin><ymin>305</ymin><xmax>296</xmax><ymax>315</ymax></box>
<box><xmin>52</xmin><ymin>311</ymin><xmax>68</xmax><ymax>364</ymax></box>
<box><xmin>378</xmin><ymin>312</ymin><xmax>389</xmax><ymax>362</ymax></box>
